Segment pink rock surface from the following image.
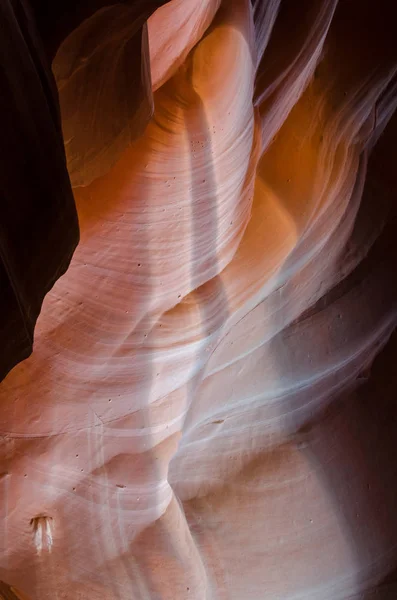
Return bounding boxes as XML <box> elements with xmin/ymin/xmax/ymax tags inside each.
<box><xmin>1</xmin><ymin>0</ymin><xmax>397</xmax><ymax>598</ymax></box>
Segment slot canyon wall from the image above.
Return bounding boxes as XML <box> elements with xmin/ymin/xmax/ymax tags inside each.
<box><xmin>0</xmin><ymin>0</ymin><xmax>397</xmax><ymax>598</ymax></box>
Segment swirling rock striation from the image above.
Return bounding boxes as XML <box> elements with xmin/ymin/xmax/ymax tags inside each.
<box><xmin>0</xmin><ymin>0</ymin><xmax>397</xmax><ymax>598</ymax></box>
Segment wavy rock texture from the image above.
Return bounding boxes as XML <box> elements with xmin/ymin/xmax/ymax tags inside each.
<box><xmin>1</xmin><ymin>0</ymin><xmax>397</xmax><ymax>598</ymax></box>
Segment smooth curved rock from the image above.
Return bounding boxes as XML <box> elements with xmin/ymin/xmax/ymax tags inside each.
<box><xmin>0</xmin><ymin>0</ymin><xmax>397</xmax><ymax>598</ymax></box>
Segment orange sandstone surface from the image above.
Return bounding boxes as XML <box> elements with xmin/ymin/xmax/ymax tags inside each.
<box><xmin>1</xmin><ymin>1</ymin><xmax>397</xmax><ymax>598</ymax></box>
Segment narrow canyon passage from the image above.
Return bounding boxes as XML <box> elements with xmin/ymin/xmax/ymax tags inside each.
<box><xmin>0</xmin><ymin>0</ymin><xmax>397</xmax><ymax>598</ymax></box>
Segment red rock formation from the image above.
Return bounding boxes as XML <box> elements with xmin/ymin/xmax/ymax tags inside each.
<box><xmin>1</xmin><ymin>0</ymin><xmax>396</xmax><ymax>598</ymax></box>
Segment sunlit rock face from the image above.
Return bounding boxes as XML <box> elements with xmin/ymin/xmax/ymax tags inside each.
<box><xmin>1</xmin><ymin>0</ymin><xmax>397</xmax><ymax>598</ymax></box>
